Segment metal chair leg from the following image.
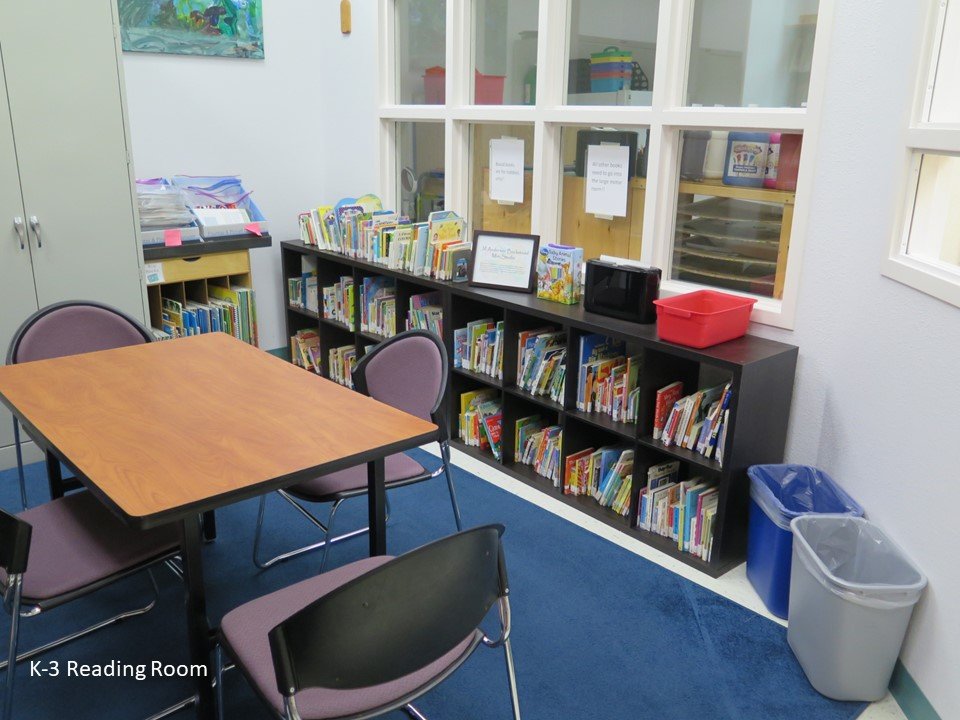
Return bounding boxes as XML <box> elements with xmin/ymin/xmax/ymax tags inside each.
<box><xmin>440</xmin><ymin>442</ymin><xmax>463</xmax><ymax>531</ymax></box>
<box><xmin>403</xmin><ymin>704</ymin><xmax>429</xmax><ymax>720</ymax></box>
<box><xmin>317</xmin><ymin>500</ymin><xmax>342</xmax><ymax>573</ymax></box>
<box><xmin>12</xmin><ymin>421</ymin><xmax>28</xmax><ymax>510</ymax></box>
<box><xmin>502</xmin><ymin>636</ymin><xmax>521</xmax><ymax>720</ymax></box>
<box><xmin>253</xmin><ymin>492</ymin><xmax>374</xmax><ymax>571</ymax></box>
<box><xmin>3</xmin><ymin>576</ymin><xmax>23</xmax><ymax>720</ymax></box>
<box><xmin>215</xmin><ymin>645</ymin><xmax>225</xmax><ymax>720</ymax></box>
<box><xmin>0</xmin><ymin>569</ymin><xmax>160</xmax><ymax>672</ymax></box>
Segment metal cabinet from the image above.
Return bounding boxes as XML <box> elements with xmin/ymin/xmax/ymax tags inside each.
<box><xmin>0</xmin><ymin>0</ymin><xmax>146</xmax><ymax>465</ymax></box>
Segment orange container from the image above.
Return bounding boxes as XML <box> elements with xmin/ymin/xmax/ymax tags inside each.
<box><xmin>653</xmin><ymin>290</ymin><xmax>757</xmax><ymax>348</ymax></box>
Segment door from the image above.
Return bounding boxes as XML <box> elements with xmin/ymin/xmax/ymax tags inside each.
<box><xmin>0</xmin><ymin>46</ymin><xmax>40</xmax><ymax>453</ymax></box>
<box><xmin>0</xmin><ymin>0</ymin><xmax>146</xmax><ymax>321</ymax></box>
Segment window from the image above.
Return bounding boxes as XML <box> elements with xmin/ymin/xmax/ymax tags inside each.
<box><xmin>396</xmin><ymin>0</ymin><xmax>446</xmax><ymax>104</ymax></box>
<box><xmin>470</xmin><ymin>123</ymin><xmax>535</xmax><ymax>233</ymax></box>
<box><xmin>885</xmin><ymin>0</ymin><xmax>960</xmax><ymax>307</ymax></box>
<box><xmin>380</xmin><ymin>0</ymin><xmax>829</xmax><ymax>328</ymax></box>
<box><xmin>397</xmin><ymin>121</ymin><xmax>445</xmax><ymax>221</ymax></box>
<box><xmin>670</xmin><ymin>129</ymin><xmax>803</xmax><ymax>300</ymax></box>
<box><xmin>473</xmin><ymin>0</ymin><xmax>539</xmax><ymax>105</ymax></box>
<box><xmin>687</xmin><ymin>0</ymin><xmax>818</xmax><ymax>108</ymax></box>
<box><xmin>564</xmin><ymin>0</ymin><xmax>660</xmax><ymax>107</ymax></box>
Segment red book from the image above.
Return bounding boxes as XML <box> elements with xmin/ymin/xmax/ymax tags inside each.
<box><xmin>653</xmin><ymin>381</ymin><xmax>684</xmax><ymax>440</ymax></box>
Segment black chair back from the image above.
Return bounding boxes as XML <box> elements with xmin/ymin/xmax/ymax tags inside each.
<box><xmin>268</xmin><ymin>525</ymin><xmax>507</xmax><ymax>696</ymax></box>
<box><xmin>0</xmin><ymin>509</ymin><xmax>31</xmax><ymax>576</ymax></box>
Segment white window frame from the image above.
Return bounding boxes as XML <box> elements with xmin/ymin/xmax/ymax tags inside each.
<box><xmin>378</xmin><ymin>0</ymin><xmax>834</xmax><ymax>329</ymax></box>
<box><xmin>884</xmin><ymin>0</ymin><xmax>960</xmax><ymax>308</ymax></box>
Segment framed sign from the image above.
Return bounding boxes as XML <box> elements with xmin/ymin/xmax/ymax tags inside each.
<box><xmin>469</xmin><ymin>231</ymin><xmax>540</xmax><ymax>293</ymax></box>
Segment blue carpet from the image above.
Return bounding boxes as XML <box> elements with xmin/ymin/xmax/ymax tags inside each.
<box><xmin>0</xmin><ymin>451</ymin><xmax>867</xmax><ymax>720</ymax></box>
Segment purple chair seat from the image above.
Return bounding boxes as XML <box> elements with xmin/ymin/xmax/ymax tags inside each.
<box><xmin>220</xmin><ymin>555</ymin><xmax>477</xmax><ymax>719</ymax></box>
<box><xmin>0</xmin><ymin>492</ymin><xmax>178</xmax><ymax>604</ymax></box>
<box><xmin>286</xmin><ymin>452</ymin><xmax>426</xmax><ymax>501</ymax></box>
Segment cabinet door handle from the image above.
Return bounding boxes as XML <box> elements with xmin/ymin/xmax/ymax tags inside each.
<box><xmin>13</xmin><ymin>217</ymin><xmax>26</xmax><ymax>250</ymax></box>
<box><xmin>29</xmin><ymin>216</ymin><xmax>41</xmax><ymax>248</ymax></box>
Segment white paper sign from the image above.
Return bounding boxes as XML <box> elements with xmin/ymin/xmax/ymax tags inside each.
<box><xmin>488</xmin><ymin>137</ymin><xmax>525</xmax><ymax>204</ymax></box>
<box><xmin>470</xmin><ymin>232</ymin><xmax>537</xmax><ymax>290</ymax></box>
<box><xmin>144</xmin><ymin>262</ymin><xmax>164</xmax><ymax>285</ymax></box>
<box><xmin>584</xmin><ymin>144</ymin><xmax>630</xmax><ymax>218</ymax></box>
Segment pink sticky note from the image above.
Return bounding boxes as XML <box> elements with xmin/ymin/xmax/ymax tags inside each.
<box><xmin>244</xmin><ymin>222</ymin><xmax>263</xmax><ymax>237</ymax></box>
<box><xmin>164</xmin><ymin>229</ymin><xmax>182</xmax><ymax>247</ymax></box>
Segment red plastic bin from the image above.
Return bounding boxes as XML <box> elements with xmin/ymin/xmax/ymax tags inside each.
<box><xmin>422</xmin><ymin>67</ymin><xmax>506</xmax><ymax>105</ymax></box>
<box><xmin>653</xmin><ymin>290</ymin><xmax>757</xmax><ymax>348</ymax></box>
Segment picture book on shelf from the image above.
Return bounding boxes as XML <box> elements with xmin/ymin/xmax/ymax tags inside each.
<box><xmin>536</xmin><ymin>244</ymin><xmax>584</xmax><ymax>305</ymax></box>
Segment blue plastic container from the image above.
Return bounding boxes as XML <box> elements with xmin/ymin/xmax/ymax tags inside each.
<box><xmin>722</xmin><ymin>132</ymin><xmax>770</xmax><ymax>187</ymax></box>
<box><xmin>746</xmin><ymin>464</ymin><xmax>864</xmax><ymax>618</ymax></box>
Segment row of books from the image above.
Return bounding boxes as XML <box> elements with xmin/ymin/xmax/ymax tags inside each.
<box><xmin>299</xmin><ymin>196</ymin><xmax>470</xmax><ymax>281</ymax></box>
<box><xmin>290</xmin><ymin>329</ymin><xmax>320</xmax><ymax>373</ymax></box>
<box><xmin>516</xmin><ymin>419</ymin><xmax>561</xmax><ymax>486</ymax></box>
<box><xmin>563</xmin><ymin>446</ymin><xmax>633</xmax><ymax>516</ymax></box>
<box><xmin>322</xmin><ymin>276</ymin><xmax>355</xmax><ymax>331</ymax></box>
<box><xmin>287</xmin><ymin>275</ymin><xmax>318</xmax><ymax>315</ymax></box>
<box><xmin>459</xmin><ymin>389</ymin><xmax>502</xmax><ymax>460</ymax></box>
<box><xmin>517</xmin><ymin>328</ymin><xmax>566</xmax><ymax>403</ymax></box>
<box><xmin>575</xmin><ymin>334</ymin><xmax>641</xmax><ymax>423</ymax></box>
<box><xmin>159</xmin><ymin>285</ymin><xmax>257</xmax><ymax>345</ymax></box>
<box><xmin>406</xmin><ymin>292</ymin><xmax>443</xmax><ymax>336</ymax></box>
<box><xmin>454</xmin><ymin>319</ymin><xmax>504</xmax><ymax>379</ymax></box>
<box><xmin>360</xmin><ymin>276</ymin><xmax>396</xmax><ymax>338</ymax></box>
<box><xmin>654</xmin><ymin>381</ymin><xmax>733</xmax><ymax>465</ymax></box>
<box><xmin>638</xmin><ymin>461</ymin><xmax>718</xmax><ymax>561</ymax></box>
<box><xmin>328</xmin><ymin>344</ymin><xmax>358</xmax><ymax>388</ymax></box>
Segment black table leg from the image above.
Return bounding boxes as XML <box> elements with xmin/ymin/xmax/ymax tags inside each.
<box><xmin>367</xmin><ymin>457</ymin><xmax>386</xmax><ymax>556</ymax></box>
<box><xmin>45</xmin><ymin>451</ymin><xmax>64</xmax><ymax>499</ymax></box>
<box><xmin>179</xmin><ymin>514</ymin><xmax>215</xmax><ymax>720</ymax></box>
<box><xmin>201</xmin><ymin>510</ymin><xmax>217</xmax><ymax>542</ymax></box>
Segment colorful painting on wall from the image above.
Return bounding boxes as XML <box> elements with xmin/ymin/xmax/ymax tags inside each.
<box><xmin>118</xmin><ymin>0</ymin><xmax>264</xmax><ymax>59</ymax></box>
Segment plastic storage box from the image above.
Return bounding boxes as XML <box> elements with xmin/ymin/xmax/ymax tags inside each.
<box><xmin>746</xmin><ymin>465</ymin><xmax>864</xmax><ymax>618</ymax></box>
<box><xmin>788</xmin><ymin>515</ymin><xmax>926</xmax><ymax>701</ymax></box>
<box><xmin>590</xmin><ymin>46</ymin><xmax>632</xmax><ymax>92</ymax></box>
<box><xmin>653</xmin><ymin>290</ymin><xmax>757</xmax><ymax>348</ymax></box>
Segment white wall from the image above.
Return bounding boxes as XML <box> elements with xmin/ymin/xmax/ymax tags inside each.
<box><xmin>121</xmin><ymin>0</ymin><xmax>379</xmax><ymax>351</ymax></box>
<box><xmin>754</xmin><ymin>2</ymin><xmax>957</xmax><ymax>715</ymax></box>
<box><xmin>122</xmin><ymin>0</ymin><xmax>956</xmax><ymax>714</ymax></box>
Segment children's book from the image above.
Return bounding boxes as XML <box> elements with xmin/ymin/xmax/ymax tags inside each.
<box><xmin>536</xmin><ymin>244</ymin><xmax>584</xmax><ymax>305</ymax></box>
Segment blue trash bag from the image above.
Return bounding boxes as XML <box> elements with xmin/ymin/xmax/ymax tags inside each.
<box><xmin>749</xmin><ymin>464</ymin><xmax>864</xmax><ymax>531</ymax></box>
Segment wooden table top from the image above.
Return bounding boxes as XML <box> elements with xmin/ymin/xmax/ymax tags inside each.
<box><xmin>0</xmin><ymin>333</ymin><xmax>438</xmax><ymax>527</ymax></box>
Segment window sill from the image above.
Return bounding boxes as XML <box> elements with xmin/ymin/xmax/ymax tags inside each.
<box><xmin>881</xmin><ymin>253</ymin><xmax>960</xmax><ymax>309</ymax></box>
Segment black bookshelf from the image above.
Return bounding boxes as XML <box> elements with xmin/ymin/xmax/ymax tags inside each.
<box><xmin>281</xmin><ymin>240</ymin><xmax>798</xmax><ymax>578</ymax></box>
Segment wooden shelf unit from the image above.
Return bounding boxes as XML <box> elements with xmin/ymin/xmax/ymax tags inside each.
<box><xmin>281</xmin><ymin>240</ymin><xmax>798</xmax><ymax>578</ymax></box>
<box><xmin>144</xmin><ymin>234</ymin><xmax>271</xmax><ymax>344</ymax></box>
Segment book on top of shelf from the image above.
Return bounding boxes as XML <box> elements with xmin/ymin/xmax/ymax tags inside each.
<box><xmin>407</xmin><ymin>291</ymin><xmax>443</xmax><ymax>336</ymax></box>
<box><xmin>536</xmin><ymin>244</ymin><xmax>584</xmax><ymax>305</ymax></box>
<box><xmin>459</xmin><ymin>389</ymin><xmax>500</xmax><ymax>453</ymax></box>
<box><xmin>658</xmin><ymin>381</ymin><xmax>732</xmax><ymax>466</ymax></box>
<box><xmin>576</xmin><ymin>334</ymin><xmax>626</xmax><ymax>412</ymax></box>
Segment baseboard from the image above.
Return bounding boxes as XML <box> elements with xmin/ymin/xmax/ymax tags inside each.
<box><xmin>890</xmin><ymin>660</ymin><xmax>941</xmax><ymax>720</ymax></box>
<box><xmin>0</xmin><ymin>438</ymin><xmax>43</xmax><ymax>473</ymax></box>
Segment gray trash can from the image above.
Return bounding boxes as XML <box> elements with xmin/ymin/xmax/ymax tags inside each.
<box><xmin>787</xmin><ymin>515</ymin><xmax>927</xmax><ymax>702</ymax></box>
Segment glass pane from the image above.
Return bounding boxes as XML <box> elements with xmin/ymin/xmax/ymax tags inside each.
<box><xmin>397</xmin><ymin>0</ymin><xmax>446</xmax><ymax>105</ymax></box>
<box><xmin>473</xmin><ymin>0</ymin><xmax>539</xmax><ymax>105</ymax></box>
<box><xmin>929</xmin><ymin>1</ymin><xmax>960</xmax><ymax>123</ymax></box>
<box><xmin>907</xmin><ymin>154</ymin><xmax>960</xmax><ymax>268</ymax></box>
<box><xmin>470</xmin><ymin>123</ymin><xmax>535</xmax><ymax>233</ymax></box>
<box><xmin>397</xmin><ymin>122</ymin><xmax>445</xmax><ymax>222</ymax></box>
<box><xmin>672</xmin><ymin>129</ymin><xmax>804</xmax><ymax>299</ymax></box>
<box><xmin>558</xmin><ymin>125</ymin><xmax>649</xmax><ymax>260</ymax></box>
<box><xmin>565</xmin><ymin>0</ymin><xmax>659</xmax><ymax>106</ymax></box>
<box><xmin>687</xmin><ymin>0</ymin><xmax>818</xmax><ymax>108</ymax></box>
